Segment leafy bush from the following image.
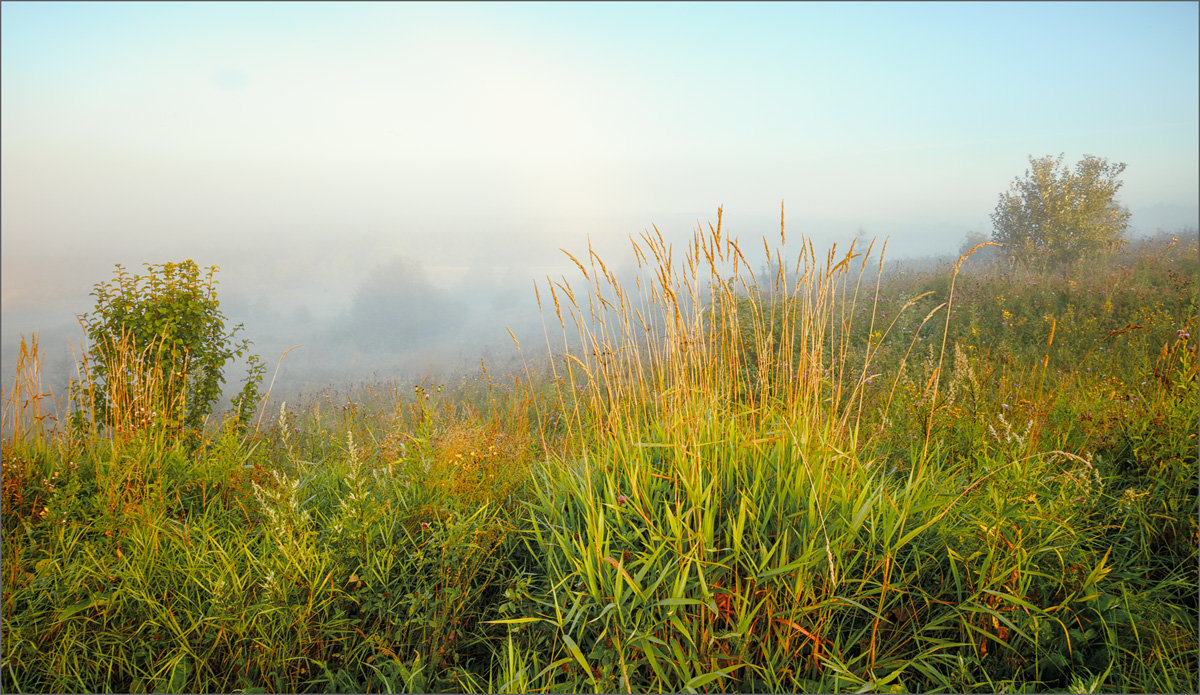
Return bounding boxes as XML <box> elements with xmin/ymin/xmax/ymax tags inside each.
<box><xmin>991</xmin><ymin>154</ymin><xmax>1131</xmax><ymax>271</ymax></box>
<box><xmin>75</xmin><ymin>261</ymin><xmax>265</xmax><ymax>439</ymax></box>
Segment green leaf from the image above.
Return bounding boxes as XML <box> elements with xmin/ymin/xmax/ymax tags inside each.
<box><xmin>56</xmin><ymin>593</ymin><xmax>110</xmax><ymax>622</ymax></box>
<box><xmin>560</xmin><ymin>634</ymin><xmax>593</xmax><ymax>686</ymax></box>
<box><xmin>154</xmin><ymin>654</ymin><xmax>191</xmax><ymax>694</ymax></box>
<box><xmin>484</xmin><ymin>616</ymin><xmax>542</xmax><ymax>625</ymax></box>
<box><xmin>757</xmin><ymin>557</ymin><xmax>806</xmax><ymax>581</ymax></box>
<box><xmin>684</xmin><ymin>666</ymin><xmax>739</xmax><ymax>692</ymax></box>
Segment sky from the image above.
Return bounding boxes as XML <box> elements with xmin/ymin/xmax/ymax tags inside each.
<box><xmin>2</xmin><ymin>1</ymin><xmax>1198</xmax><ymax>396</ymax></box>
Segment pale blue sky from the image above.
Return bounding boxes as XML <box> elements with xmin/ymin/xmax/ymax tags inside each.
<box><xmin>2</xmin><ymin>1</ymin><xmax>1197</xmax><ymax>383</ymax></box>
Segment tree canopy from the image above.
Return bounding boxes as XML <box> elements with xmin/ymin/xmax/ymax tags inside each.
<box><xmin>991</xmin><ymin>154</ymin><xmax>1131</xmax><ymax>270</ymax></box>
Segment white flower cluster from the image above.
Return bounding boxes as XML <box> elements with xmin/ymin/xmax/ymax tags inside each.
<box><xmin>987</xmin><ymin>412</ymin><xmax>1033</xmax><ymax>447</ymax></box>
<box><xmin>251</xmin><ymin>469</ymin><xmax>310</xmax><ymax>540</ymax></box>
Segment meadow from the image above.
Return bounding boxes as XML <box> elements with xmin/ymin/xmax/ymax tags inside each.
<box><xmin>2</xmin><ymin>219</ymin><xmax>1196</xmax><ymax>693</ymax></box>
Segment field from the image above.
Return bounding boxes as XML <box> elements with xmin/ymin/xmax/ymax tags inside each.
<box><xmin>2</xmin><ymin>220</ymin><xmax>1196</xmax><ymax>693</ymax></box>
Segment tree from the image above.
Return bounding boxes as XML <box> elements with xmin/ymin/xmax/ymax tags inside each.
<box><xmin>343</xmin><ymin>256</ymin><xmax>464</xmax><ymax>354</ymax></box>
<box><xmin>76</xmin><ymin>260</ymin><xmax>265</xmax><ymax>439</ymax></box>
<box><xmin>959</xmin><ymin>230</ymin><xmax>1000</xmax><ymax>266</ymax></box>
<box><xmin>991</xmin><ymin>154</ymin><xmax>1131</xmax><ymax>270</ymax></box>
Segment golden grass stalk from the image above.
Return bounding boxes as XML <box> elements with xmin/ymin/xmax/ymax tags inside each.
<box><xmin>543</xmin><ymin>205</ymin><xmax>898</xmax><ymax>468</ymax></box>
<box><xmin>254</xmin><ymin>345</ymin><xmax>303</xmax><ymax>433</ymax></box>
<box><xmin>922</xmin><ymin>241</ymin><xmax>1001</xmax><ymax>459</ymax></box>
<box><xmin>2</xmin><ymin>332</ymin><xmax>61</xmax><ymax>445</ymax></box>
<box><xmin>70</xmin><ymin>325</ymin><xmax>189</xmax><ymax>443</ymax></box>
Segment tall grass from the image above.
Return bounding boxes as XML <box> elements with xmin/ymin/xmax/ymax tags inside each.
<box><xmin>2</xmin><ymin>216</ymin><xmax>1195</xmax><ymax>693</ymax></box>
<box><xmin>502</xmin><ymin>210</ymin><xmax>1156</xmax><ymax>692</ymax></box>
<box><xmin>3</xmin><ymin>332</ymin><xmax>62</xmax><ymax>446</ymax></box>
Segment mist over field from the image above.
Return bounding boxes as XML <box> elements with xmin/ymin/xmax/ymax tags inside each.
<box><xmin>4</xmin><ymin>212</ymin><xmax>1196</xmax><ymax>412</ymax></box>
<box><xmin>2</xmin><ymin>1</ymin><xmax>1197</xmax><ymax>407</ymax></box>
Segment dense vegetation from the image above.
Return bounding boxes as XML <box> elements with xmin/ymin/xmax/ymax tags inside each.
<box><xmin>74</xmin><ymin>260</ymin><xmax>265</xmax><ymax>438</ymax></box>
<box><xmin>2</xmin><ymin>220</ymin><xmax>1196</xmax><ymax>693</ymax></box>
<box><xmin>990</xmin><ymin>154</ymin><xmax>1131</xmax><ymax>270</ymax></box>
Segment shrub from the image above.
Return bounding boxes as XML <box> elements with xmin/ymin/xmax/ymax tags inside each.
<box><xmin>75</xmin><ymin>260</ymin><xmax>264</xmax><ymax>440</ymax></box>
<box><xmin>992</xmin><ymin>154</ymin><xmax>1131</xmax><ymax>271</ymax></box>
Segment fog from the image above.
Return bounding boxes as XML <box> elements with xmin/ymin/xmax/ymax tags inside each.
<box><xmin>5</xmin><ymin>209</ymin><xmax>1195</xmax><ymax>414</ymax></box>
<box><xmin>3</xmin><ymin>2</ymin><xmax>1197</xmax><ymax>410</ymax></box>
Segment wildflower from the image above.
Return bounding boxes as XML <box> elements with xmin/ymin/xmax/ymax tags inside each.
<box><xmin>617</xmin><ymin>494</ymin><xmax>628</xmax><ymax>506</ymax></box>
<box><xmin>1177</xmin><ymin>329</ymin><xmax>1191</xmax><ymax>340</ymax></box>
<box><xmin>420</xmin><ymin>521</ymin><xmax>430</xmax><ymax>531</ymax></box>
